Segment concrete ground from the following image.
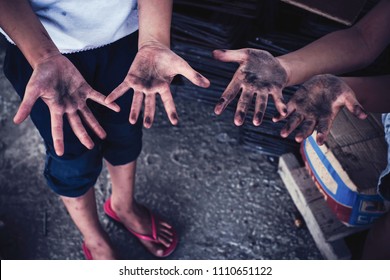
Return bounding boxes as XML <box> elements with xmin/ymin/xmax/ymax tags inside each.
<box><xmin>0</xmin><ymin>42</ymin><xmax>322</xmax><ymax>260</ymax></box>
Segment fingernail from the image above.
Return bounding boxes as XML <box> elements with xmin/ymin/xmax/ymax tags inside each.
<box><xmin>196</xmin><ymin>72</ymin><xmax>205</xmax><ymax>80</ymax></box>
<box><xmin>283</xmin><ymin>108</ymin><xmax>288</xmax><ymax>115</ymax></box>
<box><xmin>238</xmin><ymin>111</ymin><xmax>245</xmax><ymax>122</ymax></box>
<box><xmin>235</xmin><ymin>111</ymin><xmax>245</xmax><ymax>126</ymax></box>
<box><xmin>317</xmin><ymin>133</ymin><xmax>325</xmax><ymax>145</ymax></box>
<box><xmin>254</xmin><ymin>112</ymin><xmax>263</xmax><ymax>125</ymax></box>
<box><xmin>212</xmin><ymin>49</ymin><xmax>226</xmax><ymax>58</ymax></box>
<box><xmin>217</xmin><ymin>97</ymin><xmax>225</xmax><ymax>106</ymax></box>
<box><xmin>295</xmin><ymin>136</ymin><xmax>303</xmax><ymax>143</ymax></box>
<box><xmin>272</xmin><ymin>113</ymin><xmax>281</xmax><ymax>122</ymax></box>
<box><xmin>171</xmin><ymin>112</ymin><xmax>178</xmax><ymax>120</ymax></box>
<box><xmin>354</xmin><ymin>105</ymin><xmax>367</xmax><ymax>119</ymax></box>
<box><xmin>171</xmin><ymin>113</ymin><xmax>179</xmax><ymax>124</ymax></box>
<box><xmin>145</xmin><ymin>116</ymin><xmax>151</xmax><ymax>126</ymax></box>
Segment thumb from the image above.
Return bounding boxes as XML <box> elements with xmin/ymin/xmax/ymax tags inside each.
<box><xmin>212</xmin><ymin>49</ymin><xmax>247</xmax><ymax>63</ymax></box>
<box><xmin>13</xmin><ymin>93</ymin><xmax>39</xmax><ymax>124</ymax></box>
<box><xmin>178</xmin><ymin>60</ymin><xmax>210</xmax><ymax>88</ymax></box>
<box><xmin>344</xmin><ymin>94</ymin><xmax>367</xmax><ymax>120</ymax></box>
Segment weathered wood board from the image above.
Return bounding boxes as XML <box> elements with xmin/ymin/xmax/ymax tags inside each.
<box><xmin>278</xmin><ymin>153</ymin><xmax>369</xmax><ymax>259</ymax></box>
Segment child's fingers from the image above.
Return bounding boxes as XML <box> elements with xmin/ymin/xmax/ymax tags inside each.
<box><xmin>214</xmin><ymin>80</ymin><xmax>241</xmax><ymax>115</ymax></box>
<box><xmin>177</xmin><ymin>60</ymin><xmax>210</xmax><ymax>88</ymax></box>
<box><xmin>234</xmin><ymin>90</ymin><xmax>254</xmax><ymax>126</ymax></box>
<box><xmin>159</xmin><ymin>90</ymin><xmax>179</xmax><ymax>126</ymax></box>
<box><xmin>129</xmin><ymin>91</ymin><xmax>144</xmax><ymax>125</ymax></box>
<box><xmin>89</xmin><ymin>89</ymin><xmax>120</xmax><ymax>112</ymax></box>
<box><xmin>105</xmin><ymin>81</ymin><xmax>131</xmax><ymax>104</ymax></box>
<box><xmin>280</xmin><ymin>112</ymin><xmax>304</xmax><ymax>138</ymax></box>
<box><xmin>49</xmin><ymin>109</ymin><xmax>64</xmax><ymax>156</ymax></box>
<box><xmin>143</xmin><ymin>93</ymin><xmax>156</xmax><ymax>129</ymax></box>
<box><xmin>14</xmin><ymin>93</ymin><xmax>39</xmax><ymax>124</ymax></box>
<box><xmin>344</xmin><ymin>95</ymin><xmax>367</xmax><ymax>120</ymax></box>
<box><xmin>212</xmin><ymin>49</ymin><xmax>247</xmax><ymax>63</ymax></box>
<box><xmin>79</xmin><ymin>106</ymin><xmax>107</xmax><ymax>139</ymax></box>
<box><xmin>253</xmin><ymin>91</ymin><xmax>268</xmax><ymax>126</ymax></box>
<box><xmin>294</xmin><ymin>119</ymin><xmax>316</xmax><ymax>143</ymax></box>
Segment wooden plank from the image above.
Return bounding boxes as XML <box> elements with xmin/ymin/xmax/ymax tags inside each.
<box><xmin>278</xmin><ymin>153</ymin><xmax>360</xmax><ymax>259</ymax></box>
<box><xmin>281</xmin><ymin>0</ymin><xmax>367</xmax><ymax>26</ymax></box>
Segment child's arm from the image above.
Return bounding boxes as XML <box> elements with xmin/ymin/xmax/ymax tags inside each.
<box><xmin>278</xmin><ymin>0</ymin><xmax>390</xmax><ymax>86</ymax></box>
<box><xmin>105</xmin><ymin>0</ymin><xmax>210</xmax><ymax>128</ymax></box>
<box><xmin>0</xmin><ymin>0</ymin><xmax>59</xmax><ymax>68</ymax></box>
<box><xmin>213</xmin><ymin>0</ymin><xmax>390</xmax><ymax>127</ymax></box>
<box><xmin>0</xmin><ymin>0</ymin><xmax>119</xmax><ymax>156</ymax></box>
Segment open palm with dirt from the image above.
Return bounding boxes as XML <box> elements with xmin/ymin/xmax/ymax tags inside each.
<box><xmin>273</xmin><ymin>74</ymin><xmax>367</xmax><ymax>145</ymax></box>
<box><xmin>212</xmin><ymin>48</ymin><xmax>288</xmax><ymax>126</ymax></box>
<box><xmin>14</xmin><ymin>54</ymin><xmax>120</xmax><ymax>156</ymax></box>
<box><xmin>105</xmin><ymin>42</ymin><xmax>210</xmax><ymax>128</ymax></box>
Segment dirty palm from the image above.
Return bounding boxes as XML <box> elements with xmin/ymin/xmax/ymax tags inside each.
<box><xmin>213</xmin><ymin>48</ymin><xmax>367</xmax><ymax>145</ymax></box>
<box><xmin>105</xmin><ymin>42</ymin><xmax>210</xmax><ymax>129</ymax></box>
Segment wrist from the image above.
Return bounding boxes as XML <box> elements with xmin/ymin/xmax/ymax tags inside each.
<box><xmin>24</xmin><ymin>44</ymin><xmax>61</xmax><ymax>69</ymax></box>
<box><xmin>138</xmin><ymin>38</ymin><xmax>170</xmax><ymax>50</ymax></box>
<box><xmin>276</xmin><ymin>56</ymin><xmax>292</xmax><ymax>86</ymax></box>
<box><xmin>138</xmin><ymin>32</ymin><xmax>170</xmax><ymax>50</ymax></box>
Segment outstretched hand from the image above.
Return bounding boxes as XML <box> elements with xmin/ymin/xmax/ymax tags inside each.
<box><xmin>14</xmin><ymin>54</ymin><xmax>120</xmax><ymax>156</ymax></box>
<box><xmin>212</xmin><ymin>49</ymin><xmax>288</xmax><ymax>126</ymax></box>
<box><xmin>105</xmin><ymin>42</ymin><xmax>210</xmax><ymax>128</ymax></box>
<box><xmin>273</xmin><ymin>74</ymin><xmax>367</xmax><ymax>145</ymax></box>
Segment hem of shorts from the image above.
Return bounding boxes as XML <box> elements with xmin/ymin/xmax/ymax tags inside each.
<box><xmin>103</xmin><ymin>146</ymin><xmax>142</xmax><ymax>167</ymax></box>
<box><xmin>49</xmin><ymin>181</ymin><xmax>96</xmax><ymax>198</ymax></box>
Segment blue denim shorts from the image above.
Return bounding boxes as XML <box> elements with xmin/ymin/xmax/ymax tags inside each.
<box><xmin>3</xmin><ymin>32</ymin><xmax>142</xmax><ymax>197</ymax></box>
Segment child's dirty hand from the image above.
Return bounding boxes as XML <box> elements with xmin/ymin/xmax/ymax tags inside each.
<box><xmin>105</xmin><ymin>42</ymin><xmax>210</xmax><ymax>128</ymax></box>
<box><xmin>212</xmin><ymin>49</ymin><xmax>288</xmax><ymax>126</ymax></box>
<box><xmin>13</xmin><ymin>54</ymin><xmax>120</xmax><ymax>156</ymax></box>
<box><xmin>273</xmin><ymin>74</ymin><xmax>367</xmax><ymax>145</ymax></box>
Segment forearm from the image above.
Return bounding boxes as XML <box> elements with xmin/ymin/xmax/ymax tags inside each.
<box><xmin>341</xmin><ymin>75</ymin><xmax>390</xmax><ymax>113</ymax></box>
<box><xmin>137</xmin><ymin>0</ymin><xmax>172</xmax><ymax>48</ymax></box>
<box><xmin>0</xmin><ymin>0</ymin><xmax>60</xmax><ymax>68</ymax></box>
<box><xmin>277</xmin><ymin>28</ymin><xmax>370</xmax><ymax>86</ymax></box>
<box><xmin>277</xmin><ymin>0</ymin><xmax>390</xmax><ymax>86</ymax></box>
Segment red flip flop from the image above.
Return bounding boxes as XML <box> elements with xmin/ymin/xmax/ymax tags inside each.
<box><xmin>82</xmin><ymin>242</ymin><xmax>93</xmax><ymax>260</ymax></box>
<box><xmin>103</xmin><ymin>197</ymin><xmax>178</xmax><ymax>257</ymax></box>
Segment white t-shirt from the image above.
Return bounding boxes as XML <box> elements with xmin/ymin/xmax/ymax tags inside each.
<box><xmin>0</xmin><ymin>0</ymin><xmax>138</xmax><ymax>53</ymax></box>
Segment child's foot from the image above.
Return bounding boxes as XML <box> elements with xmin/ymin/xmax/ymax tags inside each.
<box><xmin>109</xmin><ymin>199</ymin><xmax>177</xmax><ymax>257</ymax></box>
<box><xmin>83</xmin><ymin>234</ymin><xmax>116</xmax><ymax>260</ymax></box>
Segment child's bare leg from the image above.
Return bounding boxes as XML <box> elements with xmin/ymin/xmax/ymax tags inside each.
<box><xmin>61</xmin><ymin>187</ymin><xmax>116</xmax><ymax>259</ymax></box>
<box><xmin>106</xmin><ymin>160</ymin><xmax>174</xmax><ymax>257</ymax></box>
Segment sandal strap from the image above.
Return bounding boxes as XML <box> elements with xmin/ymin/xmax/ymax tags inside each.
<box><xmin>105</xmin><ymin>197</ymin><xmax>159</xmax><ymax>242</ymax></box>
